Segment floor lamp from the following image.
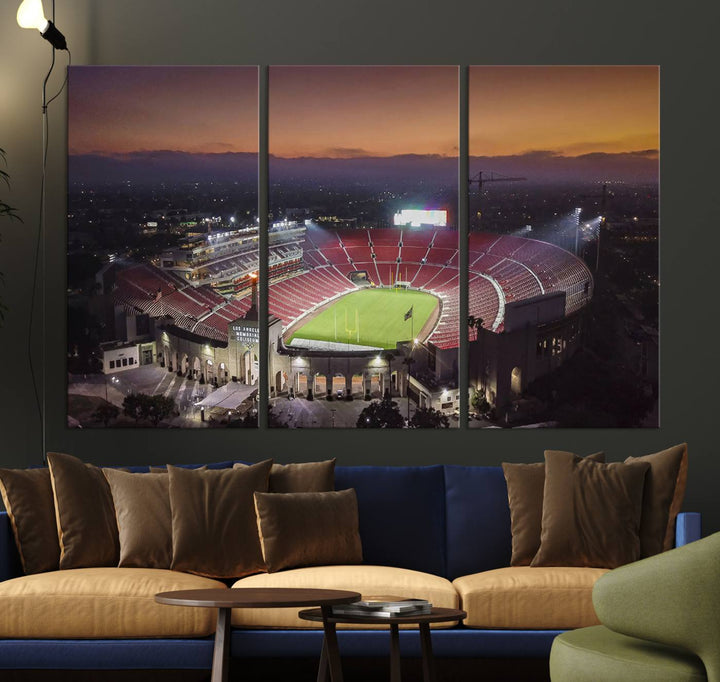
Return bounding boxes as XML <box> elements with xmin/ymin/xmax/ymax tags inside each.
<box><xmin>16</xmin><ymin>0</ymin><xmax>70</xmax><ymax>463</ymax></box>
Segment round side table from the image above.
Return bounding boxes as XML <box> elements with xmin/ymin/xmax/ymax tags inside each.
<box><xmin>299</xmin><ymin>606</ymin><xmax>467</xmax><ymax>682</ymax></box>
<box><xmin>156</xmin><ymin>587</ymin><xmax>360</xmax><ymax>682</ymax></box>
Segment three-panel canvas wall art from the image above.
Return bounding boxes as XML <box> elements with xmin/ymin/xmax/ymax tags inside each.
<box><xmin>67</xmin><ymin>66</ymin><xmax>659</xmax><ymax>429</ymax></box>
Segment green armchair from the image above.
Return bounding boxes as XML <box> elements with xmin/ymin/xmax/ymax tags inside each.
<box><xmin>550</xmin><ymin>532</ymin><xmax>720</xmax><ymax>682</ymax></box>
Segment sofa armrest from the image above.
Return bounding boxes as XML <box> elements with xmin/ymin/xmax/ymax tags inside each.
<box><xmin>593</xmin><ymin>532</ymin><xmax>720</xmax><ymax>682</ymax></box>
<box><xmin>0</xmin><ymin>512</ymin><xmax>22</xmax><ymax>582</ymax></box>
<box><xmin>675</xmin><ymin>512</ymin><xmax>701</xmax><ymax>547</ymax></box>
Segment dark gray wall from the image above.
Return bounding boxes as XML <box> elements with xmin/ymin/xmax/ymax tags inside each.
<box><xmin>1</xmin><ymin>1</ymin><xmax>718</xmax><ymax>532</ymax></box>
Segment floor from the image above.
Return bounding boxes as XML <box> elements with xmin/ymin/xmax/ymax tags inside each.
<box><xmin>2</xmin><ymin>658</ymin><xmax>551</xmax><ymax>682</ymax></box>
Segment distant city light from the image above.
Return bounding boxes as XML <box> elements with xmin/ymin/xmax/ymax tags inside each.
<box><xmin>393</xmin><ymin>209</ymin><xmax>447</xmax><ymax>228</ymax></box>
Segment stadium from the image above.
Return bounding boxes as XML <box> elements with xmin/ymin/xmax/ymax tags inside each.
<box><xmin>265</xmin><ymin>223</ymin><xmax>593</xmax><ymax>418</ymax></box>
<box><xmin>101</xmin><ymin>219</ymin><xmax>593</xmax><ymax>423</ymax></box>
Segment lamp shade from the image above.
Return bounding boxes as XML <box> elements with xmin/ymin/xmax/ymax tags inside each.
<box><xmin>17</xmin><ymin>0</ymin><xmax>49</xmax><ymax>32</ymax></box>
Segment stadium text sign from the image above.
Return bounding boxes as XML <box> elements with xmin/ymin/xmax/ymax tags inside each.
<box><xmin>231</xmin><ymin>323</ymin><xmax>260</xmax><ymax>345</ymax></box>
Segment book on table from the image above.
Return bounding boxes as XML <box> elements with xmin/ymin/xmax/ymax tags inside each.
<box><xmin>331</xmin><ymin>596</ymin><xmax>432</xmax><ymax>618</ymax></box>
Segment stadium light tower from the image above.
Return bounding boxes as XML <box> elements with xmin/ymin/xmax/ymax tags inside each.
<box><xmin>580</xmin><ymin>183</ymin><xmax>610</xmax><ymax>272</ymax></box>
<box><xmin>574</xmin><ymin>207</ymin><xmax>582</xmax><ymax>255</ymax></box>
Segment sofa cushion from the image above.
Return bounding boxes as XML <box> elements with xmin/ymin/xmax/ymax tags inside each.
<box><xmin>268</xmin><ymin>460</ymin><xmax>336</xmax><ymax>492</ymax></box>
<box><xmin>231</xmin><ymin>565</ymin><xmax>458</xmax><ymax>629</ymax></box>
<box><xmin>236</xmin><ymin>460</ymin><xmax>336</xmax><ymax>493</ymax></box>
<box><xmin>47</xmin><ymin>452</ymin><xmax>121</xmax><ymax>569</ymax></box>
<box><xmin>502</xmin><ymin>452</ymin><xmax>605</xmax><ymax>567</ymax></box>
<box><xmin>532</xmin><ymin>452</ymin><xmax>649</xmax><ymax>569</ymax></box>
<box><xmin>168</xmin><ymin>460</ymin><xmax>272</xmax><ymax>579</ymax></box>
<box><xmin>625</xmin><ymin>443</ymin><xmax>688</xmax><ymax>556</ymax></box>
<box><xmin>334</xmin><ymin>465</ymin><xmax>446</xmax><ymax>576</ymax></box>
<box><xmin>444</xmin><ymin>466</ymin><xmax>512</xmax><ymax>580</ymax></box>
<box><xmin>0</xmin><ymin>467</ymin><xmax>59</xmax><ymax>575</ymax></box>
<box><xmin>0</xmin><ymin>568</ymin><xmax>227</xmax><ymax>638</ymax></box>
<box><xmin>453</xmin><ymin>567</ymin><xmax>608</xmax><ymax>629</ymax></box>
<box><xmin>103</xmin><ymin>469</ymin><xmax>173</xmax><ymax>569</ymax></box>
<box><xmin>254</xmin><ymin>489</ymin><xmax>362</xmax><ymax>572</ymax></box>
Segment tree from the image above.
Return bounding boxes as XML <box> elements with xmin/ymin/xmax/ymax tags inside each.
<box><xmin>356</xmin><ymin>395</ymin><xmax>404</xmax><ymax>428</ymax></box>
<box><xmin>410</xmin><ymin>407</ymin><xmax>450</xmax><ymax>429</ymax></box>
<box><xmin>145</xmin><ymin>395</ymin><xmax>177</xmax><ymax>425</ymax></box>
<box><xmin>471</xmin><ymin>389</ymin><xmax>491</xmax><ymax>417</ymax></box>
<box><xmin>525</xmin><ymin>350</ymin><xmax>654</xmax><ymax>428</ymax></box>
<box><xmin>468</xmin><ymin>315</ymin><xmax>487</xmax><ymax>397</ymax></box>
<box><xmin>92</xmin><ymin>402</ymin><xmax>119</xmax><ymax>427</ymax></box>
<box><xmin>0</xmin><ymin>147</ymin><xmax>22</xmax><ymax>326</ymax></box>
<box><xmin>122</xmin><ymin>392</ymin><xmax>177</xmax><ymax>426</ymax></box>
<box><xmin>467</xmin><ymin>315</ymin><xmax>484</xmax><ymax>340</ymax></box>
<box><xmin>122</xmin><ymin>393</ymin><xmax>147</xmax><ymax>423</ymax></box>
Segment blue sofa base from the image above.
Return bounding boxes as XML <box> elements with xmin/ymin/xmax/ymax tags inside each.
<box><xmin>0</xmin><ymin>629</ymin><xmax>563</xmax><ymax>670</ymax></box>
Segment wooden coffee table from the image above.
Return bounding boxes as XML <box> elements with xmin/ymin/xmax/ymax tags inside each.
<box><xmin>299</xmin><ymin>606</ymin><xmax>467</xmax><ymax>682</ymax></box>
<box><xmin>155</xmin><ymin>587</ymin><xmax>360</xmax><ymax>682</ymax></box>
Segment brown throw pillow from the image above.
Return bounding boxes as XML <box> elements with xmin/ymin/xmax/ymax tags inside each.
<box><xmin>103</xmin><ymin>469</ymin><xmax>173</xmax><ymax>569</ymax></box>
<box><xmin>47</xmin><ymin>452</ymin><xmax>120</xmax><ymax>569</ymax></box>
<box><xmin>148</xmin><ymin>465</ymin><xmax>207</xmax><ymax>474</ymax></box>
<box><xmin>234</xmin><ymin>459</ymin><xmax>336</xmax><ymax>492</ymax></box>
<box><xmin>502</xmin><ymin>451</ymin><xmax>605</xmax><ymax>566</ymax></box>
<box><xmin>625</xmin><ymin>443</ymin><xmax>688</xmax><ymax>556</ymax></box>
<box><xmin>0</xmin><ymin>468</ymin><xmax>59</xmax><ymax>574</ymax></box>
<box><xmin>532</xmin><ymin>451</ymin><xmax>650</xmax><ymax>569</ymax></box>
<box><xmin>168</xmin><ymin>459</ymin><xmax>273</xmax><ymax>579</ymax></box>
<box><xmin>254</xmin><ymin>489</ymin><xmax>363</xmax><ymax>573</ymax></box>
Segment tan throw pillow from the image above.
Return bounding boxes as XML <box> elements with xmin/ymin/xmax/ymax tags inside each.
<box><xmin>168</xmin><ymin>460</ymin><xmax>273</xmax><ymax>579</ymax></box>
<box><xmin>254</xmin><ymin>489</ymin><xmax>363</xmax><ymax>573</ymax></box>
<box><xmin>625</xmin><ymin>443</ymin><xmax>688</xmax><ymax>556</ymax></box>
<box><xmin>502</xmin><ymin>451</ymin><xmax>605</xmax><ymax>566</ymax></box>
<box><xmin>532</xmin><ymin>451</ymin><xmax>650</xmax><ymax>569</ymax></box>
<box><xmin>103</xmin><ymin>469</ymin><xmax>173</xmax><ymax>569</ymax></box>
<box><xmin>47</xmin><ymin>452</ymin><xmax>120</xmax><ymax>569</ymax></box>
<box><xmin>0</xmin><ymin>468</ymin><xmax>59</xmax><ymax>574</ymax></box>
<box><xmin>234</xmin><ymin>459</ymin><xmax>336</xmax><ymax>492</ymax></box>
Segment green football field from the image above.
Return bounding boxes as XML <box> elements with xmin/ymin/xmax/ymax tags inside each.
<box><xmin>288</xmin><ymin>288</ymin><xmax>438</xmax><ymax>350</ymax></box>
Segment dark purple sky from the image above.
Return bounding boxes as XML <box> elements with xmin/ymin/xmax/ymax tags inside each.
<box><xmin>68</xmin><ymin>66</ymin><xmax>258</xmax><ymax>155</ymax></box>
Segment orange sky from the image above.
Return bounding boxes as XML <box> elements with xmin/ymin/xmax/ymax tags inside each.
<box><xmin>470</xmin><ymin>66</ymin><xmax>659</xmax><ymax>157</ymax></box>
<box><xmin>269</xmin><ymin>66</ymin><xmax>459</xmax><ymax>158</ymax></box>
<box><xmin>69</xmin><ymin>65</ymin><xmax>658</xmax><ymax>160</ymax></box>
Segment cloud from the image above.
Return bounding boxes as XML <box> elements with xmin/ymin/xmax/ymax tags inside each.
<box><xmin>197</xmin><ymin>141</ymin><xmax>236</xmax><ymax>153</ymax></box>
<box><xmin>322</xmin><ymin>147</ymin><xmax>373</xmax><ymax>158</ymax></box>
<box><xmin>515</xmin><ymin>150</ymin><xmax>561</xmax><ymax>159</ymax></box>
<box><xmin>574</xmin><ymin>149</ymin><xmax>659</xmax><ymax>161</ymax></box>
